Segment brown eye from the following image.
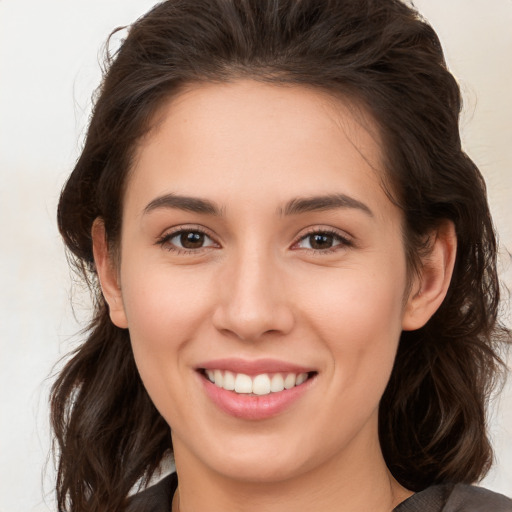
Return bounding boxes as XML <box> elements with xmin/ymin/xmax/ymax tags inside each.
<box><xmin>309</xmin><ymin>233</ymin><xmax>335</xmax><ymax>250</ymax></box>
<box><xmin>295</xmin><ymin>231</ymin><xmax>350</xmax><ymax>251</ymax></box>
<box><xmin>180</xmin><ymin>231</ymin><xmax>205</xmax><ymax>248</ymax></box>
<box><xmin>161</xmin><ymin>229</ymin><xmax>217</xmax><ymax>252</ymax></box>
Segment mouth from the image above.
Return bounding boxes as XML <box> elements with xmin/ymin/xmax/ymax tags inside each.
<box><xmin>199</xmin><ymin>369</ymin><xmax>317</xmax><ymax>396</ymax></box>
<box><xmin>196</xmin><ymin>358</ymin><xmax>318</xmax><ymax>419</ymax></box>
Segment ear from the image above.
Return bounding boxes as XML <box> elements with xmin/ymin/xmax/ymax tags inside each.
<box><xmin>402</xmin><ymin>221</ymin><xmax>457</xmax><ymax>331</ymax></box>
<box><xmin>91</xmin><ymin>218</ymin><xmax>128</xmax><ymax>329</ymax></box>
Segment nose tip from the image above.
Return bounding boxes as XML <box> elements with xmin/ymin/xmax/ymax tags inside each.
<box><xmin>213</xmin><ymin>304</ymin><xmax>294</xmax><ymax>341</ymax></box>
<box><xmin>212</xmin><ymin>259</ymin><xmax>294</xmax><ymax>341</ymax></box>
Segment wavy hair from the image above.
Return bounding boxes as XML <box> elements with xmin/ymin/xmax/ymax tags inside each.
<box><xmin>52</xmin><ymin>0</ymin><xmax>510</xmax><ymax>509</ymax></box>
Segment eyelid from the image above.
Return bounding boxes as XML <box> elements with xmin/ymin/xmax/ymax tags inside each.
<box><xmin>155</xmin><ymin>224</ymin><xmax>221</xmax><ymax>253</ymax></box>
<box><xmin>155</xmin><ymin>224</ymin><xmax>353</xmax><ymax>254</ymax></box>
<box><xmin>290</xmin><ymin>226</ymin><xmax>354</xmax><ymax>252</ymax></box>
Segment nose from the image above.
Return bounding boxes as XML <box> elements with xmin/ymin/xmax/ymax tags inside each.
<box><xmin>212</xmin><ymin>247</ymin><xmax>295</xmax><ymax>341</ymax></box>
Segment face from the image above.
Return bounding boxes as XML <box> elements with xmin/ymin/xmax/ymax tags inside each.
<box><xmin>98</xmin><ymin>81</ymin><xmax>426</xmax><ymax>484</ymax></box>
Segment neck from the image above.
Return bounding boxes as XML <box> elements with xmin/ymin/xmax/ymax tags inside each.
<box><xmin>171</xmin><ymin>420</ymin><xmax>412</xmax><ymax>512</ymax></box>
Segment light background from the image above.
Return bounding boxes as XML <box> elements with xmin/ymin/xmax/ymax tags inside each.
<box><xmin>0</xmin><ymin>1</ymin><xmax>511</xmax><ymax>510</ymax></box>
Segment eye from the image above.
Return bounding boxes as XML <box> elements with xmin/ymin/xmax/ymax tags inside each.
<box><xmin>294</xmin><ymin>230</ymin><xmax>351</xmax><ymax>252</ymax></box>
<box><xmin>157</xmin><ymin>228</ymin><xmax>218</xmax><ymax>252</ymax></box>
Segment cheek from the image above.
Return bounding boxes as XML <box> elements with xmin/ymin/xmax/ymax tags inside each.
<box><xmin>121</xmin><ymin>261</ymin><xmax>213</xmax><ymax>346</ymax></box>
<box><xmin>118</xmin><ymin>276</ymin><xmax>211</xmax><ymax>436</ymax></box>
<box><xmin>299</xmin><ymin>264</ymin><xmax>406</xmax><ymax>389</ymax></box>
<box><xmin>118</xmin><ymin>261</ymin><xmax>215</xmax><ymax>407</ymax></box>
<box><xmin>303</xmin><ymin>264</ymin><xmax>405</xmax><ymax>337</ymax></box>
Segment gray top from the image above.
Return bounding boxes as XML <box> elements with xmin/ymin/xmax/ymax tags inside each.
<box><xmin>394</xmin><ymin>483</ymin><xmax>512</xmax><ymax>511</ymax></box>
<box><xmin>126</xmin><ymin>473</ymin><xmax>512</xmax><ymax>512</ymax></box>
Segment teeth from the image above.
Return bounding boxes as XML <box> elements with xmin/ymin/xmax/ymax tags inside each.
<box><xmin>252</xmin><ymin>374</ymin><xmax>271</xmax><ymax>395</ymax></box>
<box><xmin>206</xmin><ymin>370</ymin><xmax>310</xmax><ymax>395</ymax></box>
<box><xmin>234</xmin><ymin>373</ymin><xmax>253</xmax><ymax>393</ymax></box>
<box><xmin>214</xmin><ymin>369</ymin><xmax>224</xmax><ymax>388</ymax></box>
<box><xmin>284</xmin><ymin>373</ymin><xmax>296</xmax><ymax>389</ymax></box>
<box><xmin>296</xmin><ymin>373</ymin><xmax>308</xmax><ymax>385</ymax></box>
<box><xmin>270</xmin><ymin>373</ymin><xmax>284</xmax><ymax>392</ymax></box>
<box><xmin>223</xmin><ymin>370</ymin><xmax>235</xmax><ymax>391</ymax></box>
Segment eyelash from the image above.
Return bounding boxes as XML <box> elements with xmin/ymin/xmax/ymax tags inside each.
<box><xmin>156</xmin><ymin>226</ymin><xmax>353</xmax><ymax>254</ymax></box>
<box><xmin>156</xmin><ymin>226</ymin><xmax>218</xmax><ymax>255</ymax></box>
<box><xmin>291</xmin><ymin>228</ymin><xmax>353</xmax><ymax>254</ymax></box>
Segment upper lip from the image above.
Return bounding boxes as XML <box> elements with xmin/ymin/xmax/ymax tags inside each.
<box><xmin>196</xmin><ymin>358</ymin><xmax>315</xmax><ymax>376</ymax></box>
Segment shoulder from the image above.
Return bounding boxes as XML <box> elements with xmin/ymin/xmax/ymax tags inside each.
<box><xmin>395</xmin><ymin>483</ymin><xmax>512</xmax><ymax>512</ymax></box>
<box><xmin>125</xmin><ymin>473</ymin><xmax>177</xmax><ymax>512</ymax></box>
<box><xmin>443</xmin><ymin>484</ymin><xmax>512</xmax><ymax>512</ymax></box>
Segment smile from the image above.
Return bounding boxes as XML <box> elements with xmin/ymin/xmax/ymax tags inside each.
<box><xmin>204</xmin><ymin>369</ymin><xmax>311</xmax><ymax>395</ymax></box>
<box><xmin>197</xmin><ymin>360</ymin><xmax>318</xmax><ymax>420</ymax></box>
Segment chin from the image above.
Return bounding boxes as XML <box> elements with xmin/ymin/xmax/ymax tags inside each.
<box><xmin>191</xmin><ymin>429</ymin><xmax>323</xmax><ymax>484</ymax></box>
<box><xmin>211</xmin><ymin>453</ymin><xmax>310</xmax><ymax>484</ymax></box>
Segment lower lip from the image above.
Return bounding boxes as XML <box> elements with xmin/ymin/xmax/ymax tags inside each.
<box><xmin>200</xmin><ymin>373</ymin><xmax>315</xmax><ymax>420</ymax></box>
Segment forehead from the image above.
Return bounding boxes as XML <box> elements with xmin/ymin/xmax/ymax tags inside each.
<box><xmin>126</xmin><ymin>80</ymin><xmax>393</xmax><ymax>222</ymax></box>
<box><xmin>144</xmin><ymin>80</ymin><xmax>383</xmax><ymax>165</ymax></box>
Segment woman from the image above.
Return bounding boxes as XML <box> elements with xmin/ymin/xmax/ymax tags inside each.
<box><xmin>52</xmin><ymin>0</ymin><xmax>511</xmax><ymax>511</ymax></box>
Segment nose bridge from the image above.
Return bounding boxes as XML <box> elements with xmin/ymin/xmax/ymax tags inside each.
<box><xmin>213</xmin><ymin>240</ymin><xmax>293</xmax><ymax>340</ymax></box>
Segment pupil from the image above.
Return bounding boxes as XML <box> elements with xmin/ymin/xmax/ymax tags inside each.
<box><xmin>181</xmin><ymin>232</ymin><xmax>204</xmax><ymax>248</ymax></box>
<box><xmin>310</xmin><ymin>234</ymin><xmax>333</xmax><ymax>250</ymax></box>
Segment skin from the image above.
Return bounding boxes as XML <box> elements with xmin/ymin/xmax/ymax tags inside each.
<box><xmin>93</xmin><ymin>80</ymin><xmax>456</xmax><ymax>512</ymax></box>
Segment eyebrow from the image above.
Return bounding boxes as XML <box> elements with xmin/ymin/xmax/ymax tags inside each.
<box><xmin>143</xmin><ymin>193</ymin><xmax>222</xmax><ymax>216</ymax></box>
<box><xmin>143</xmin><ymin>192</ymin><xmax>373</xmax><ymax>218</ymax></box>
<box><xmin>280</xmin><ymin>194</ymin><xmax>373</xmax><ymax>217</ymax></box>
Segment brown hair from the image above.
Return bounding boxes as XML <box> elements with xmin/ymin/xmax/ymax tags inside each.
<box><xmin>52</xmin><ymin>0</ymin><xmax>510</xmax><ymax>509</ymax></box>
